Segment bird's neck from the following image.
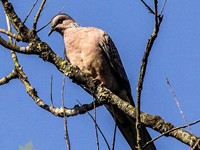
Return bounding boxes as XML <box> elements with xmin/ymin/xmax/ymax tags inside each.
<box><xmin>67</xmin><ymin>22</ymin><xmax>80</xmax><ymax>28</ymax></box>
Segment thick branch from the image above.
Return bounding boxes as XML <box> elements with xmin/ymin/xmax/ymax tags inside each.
<box><xmin>1</xmin><ymin>1</ymin><xmax>28</xmax><ymax>39</ymax></box>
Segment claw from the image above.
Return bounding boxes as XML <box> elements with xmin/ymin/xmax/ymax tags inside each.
<box><xmin>92</xmin><ymin>76</ymin><xmax>104</xmax><ymax>87</ymax></box>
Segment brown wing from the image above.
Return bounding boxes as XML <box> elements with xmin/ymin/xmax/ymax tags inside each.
<box><xmin>99</xmin><ymin>33</ymin><xmax>133</xmax><ymax>103</ymax></box>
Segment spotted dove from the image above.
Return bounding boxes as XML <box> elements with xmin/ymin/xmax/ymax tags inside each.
<box><xmin>48</xmin><ymin>13</ymin><xmax>156</xmax><ymax>150</ymax></box>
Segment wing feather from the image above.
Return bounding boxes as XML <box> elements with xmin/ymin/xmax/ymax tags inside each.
<box><xmin>99</xmin><ymin>33</ymin><xmax>132</xmax><ymax>99</ymax></box>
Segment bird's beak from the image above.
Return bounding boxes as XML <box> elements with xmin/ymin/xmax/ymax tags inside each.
<box><xmin>48</xmin><ymin>27</ymin><xmax>55</xmax><ymax>36</ymax></box>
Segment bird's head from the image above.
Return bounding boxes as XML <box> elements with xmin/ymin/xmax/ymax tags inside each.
<box><xmin>48</xmin><ymin>13</ymin><xmax>75</xmax><ymax>36</ymax></box>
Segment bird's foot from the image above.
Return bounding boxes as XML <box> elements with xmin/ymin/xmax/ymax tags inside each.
<box><xmin>92</xmin><ymin>77</ymin><xmax>104</xmax><ymax>87</ymax></box>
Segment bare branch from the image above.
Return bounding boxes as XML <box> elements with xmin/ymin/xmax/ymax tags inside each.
<box><xmin>1</xmin><ymin>60</ymin><xmax>199</xmax><ymax>150</ymax></box>
<box><xmin>154</xmin><ymin>0</ymin><xmax>158</xmax><ymax>28</ymax></box>
<box><xmin>1</xmin><ymin>0</ymin><xmax>30</xmax><ymax>40</ymax></box>
<box><xmin>0</xmin><ymin>37</ymin><xmax>37</xmax><ymax>54</ymax></box>
<box><xmin>9</xmin><ymin>63</ymin><xmax>200</xmax><ymax>149</ymax></box>
<box><xmin>136</xmin><ymin>0</ymin><xmax>162</xmax><ymax>149</ymax></box>
<box><xmin>143</xmin><ymin>119</ymin><xmax>200</xmax><ymax>149</ymax></box>
<box><xmin>93</xmin><ymin>102</ymin><xmax>100</xmax><ymax>150</ymax></box>
<box><xmin>160</xmin><ymin>0</ymin><xmax>167</xmax><ymax>15</ymax></box>
<box><xmin>36</xmin><ymin>20</ymin><xmax>51</xmax><ymax>33</ymax></box>
<box><xmin>50</xmin><ymin>74</ymin><xmax>54</xmax><ymax>107</ymax></box>
<box><xmin>61</xmin><ymin>75</ymin><xmax>71</xmax><ymax>150</ymax></box>
<box><xmin>0</xmin><ymin>28</ymin><xmax>22</xmax><ymax>41</ymax></box>
<box><xmin>166</xmin><ymin>78</ymin><xmax>193</xmax><ymax>133</ymax></box>
<box><xmin>76</xmin><ymin>100</ymin><xmax>111</xmax><ymax>150</ymax></box>
<box><xmin>36</xmin><ymin>6</ymin><xmax>65</xmax><ymax>33</ymax></box>
<box><xmin>23</xmin><ymin>0</ymin><xmax>39</xmax><ymax>24</ymax></box>
<box><xmin>111</xmin><ymin>112</ymin><xmax>117</xmax><ymax>150</ymax></box>
<box><xmin>0</xmin><ymin>69</ymin><xmax>18</xmax><ymax>85</ymax></box>
<box><xmin>33</xmin><ymin>0</ymin><xmax>46</xmax><ymax>30</ymax></box>
<box><xmin>140</xmin><ymin>0</ymin><xmax>154</xmax><ymax>14</ymax></box>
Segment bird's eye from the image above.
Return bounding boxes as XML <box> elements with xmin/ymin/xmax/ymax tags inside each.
<box><xmin>58</xmin><ymin>19</ymin><xmax>63</xmax><ymax>24</ymax></box>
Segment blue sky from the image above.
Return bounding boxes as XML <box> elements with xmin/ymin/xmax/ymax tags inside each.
<box><xmin>0</xmin><ymin>0</ymin><xmax>200</xmax><ymax>150</ymax></box>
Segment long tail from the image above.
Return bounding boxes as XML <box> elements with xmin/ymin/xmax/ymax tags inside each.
<box><xmin>105</xmin><ymin>104</ymin><xmax>156</xmax><ymax>150</ymax></box>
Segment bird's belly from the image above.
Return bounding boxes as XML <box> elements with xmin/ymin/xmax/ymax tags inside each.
<box><xmin>67</xmin><ymin>48</ymin><xmax>114</xmax><ymax>87</ymax></box>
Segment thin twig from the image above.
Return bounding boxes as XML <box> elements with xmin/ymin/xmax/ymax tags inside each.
<box><xmin>62</xmin><ymin>48</ymin><xmax>70</xmax><ymax>150</ymax></box>
<box><xmin>76</xmin><ymin>100</ymin><xmax>111</xmax><ymax>150</ymax></box>
<box><xmin>111</xmin><ymin>121</ymin><xmax>117</xmax><ymax>150</ymax></box>
<box><xmin>93</xmin><ymin>100</ymin><xmax>100</xmax><ymax>150</ymax></box>
<box><xmin>160</xmin><ymin>0</ymin><xmax>167</xmax><ymax>15</ymax></box>
<box><xmin>23</xmin><ymin>0</ymin><xmax>39</xmax><ymax>24</ymax></box>
<box><xmin>110</xmin><ymin>106</ymin><xmax>117</xmax><ymax>150</ymax></box>
<box><xmin>140</xmin><ymin>0</ymin><xmax>155</xmax><ymax>14</ymax></box>
<box><xmin>143</xmin><ymin>119</ymin><xmax>200</xmax><ymax>149</ymax></box>
<box><xmin>61</xmin><ymin>75</ymin><xmax>71</xmax><ymax>150</ymax></box>
<box><xmin>166</xmin><ymin>78</ymin><xmax>193</xmax><ymax>134</ymax></box>
<box><xmin>33</xmin><ymin>0</ymin><xmax>46</xmax><ymax>29</ymax></box>
<box><xmin>36</xmin><ymin>20</ymin><xmax>51</xmax><ymax>33</ymax></box>
<box><xmin>50</xmin><ymin>74</ymin><xmax>54</xmax><ymax>107</ymax></box>
<box><xmin>111</xmin><ymin>106</ymin><xmax>117</xmax><ymax>150</ymax></box>
<box><xmin>36</xmin><ymin>6</ymin><xmax>65</xmax><ymax>33</ymax></box>
<box><xmin>57</xmin><ymin>6</ymin><xmax>66</xmax><ymax>14</ymax></box>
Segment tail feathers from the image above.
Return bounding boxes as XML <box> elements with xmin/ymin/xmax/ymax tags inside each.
<box><xmin>105</xmin><ymin>104</ymin><xmax>156</xmax><ymax>150</ymax></box>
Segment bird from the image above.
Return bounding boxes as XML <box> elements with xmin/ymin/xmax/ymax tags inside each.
<box><xmin>48</xmin><ymin>13</ymin><xmax>156</xmax><ymax>150</ymax></box>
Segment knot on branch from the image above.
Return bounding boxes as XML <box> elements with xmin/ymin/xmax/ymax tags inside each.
<box><xmin>21</xmin><ymin>29</ymin><xmax>40</xmax><ymax>42</ymax></box>
<box><xmin>18</xmin><ymin>24</ymin><xmax>27</xmax><ymax>38</ymax></box>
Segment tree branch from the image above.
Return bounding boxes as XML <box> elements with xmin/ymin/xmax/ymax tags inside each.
<box><xmin>0</xmin><ymin>28</ymin><xmax>22</xmax><ymax>40</ymax></box>
<box><xmin>140</xmin><ymin>0</ymin><xmax>154</xmax><ymax>14</ymax></box>
<box><xmin>0</xmin><ymin>69</ymin><xmax>18</xmax><ymax>85</ymax></box>
<box><xmin>23</xmin><ymin>0</ymin><xmax>38</xmax><ymax>24</ymax></box>
<box><xmin>14</xmin><ymin>63</ymin><xmax>200</xmax><ymax>149</ymax></box>
<box><xmin>33</xmin><ymin>0</ymin><xmax>46</xmax><ymax>29</ymax></box>
<box><xmin>143</xmin><ymin>119</ymin><xmax>200</xmax><ymax>149</ymax></box>
<box><xmin>136</xmin><ymin>1</ymin><xmax>162</xmax><ymax>149</ymax></box>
